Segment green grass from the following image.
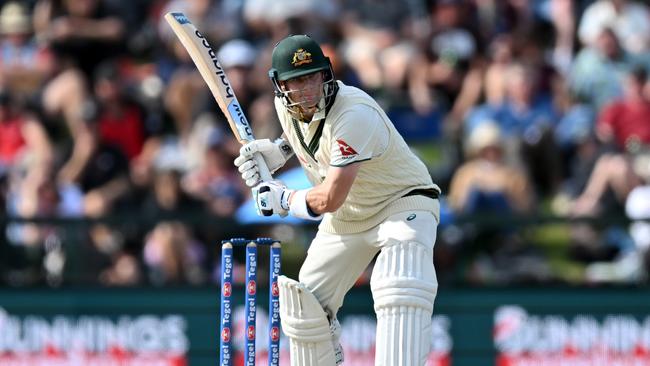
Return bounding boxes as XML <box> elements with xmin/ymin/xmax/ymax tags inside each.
<box><xmin>528</xmin><ymin>223</ymin><xmax>586</xmax><ymax>284</ymax></box>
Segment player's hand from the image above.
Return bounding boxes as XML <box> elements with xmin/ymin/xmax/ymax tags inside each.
<box><xmin>252</xmin><ymin>181</ymin><xmax>292</xmax><ymax>217</ymax></box>
<box><xmin>234</xmin><ymin>139</ymin><xmax>293</xmax><ymax>187</ymax></box>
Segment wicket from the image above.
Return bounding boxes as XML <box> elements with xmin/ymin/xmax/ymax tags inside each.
<box><xmin>220</xmin><ymin>238</ymin><xmax>281</xmax><ymax>366</ymax></box>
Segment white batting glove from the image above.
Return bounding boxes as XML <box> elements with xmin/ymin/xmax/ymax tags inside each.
<box><xmin>252</xmin><ymin>180</ymin><xmax>293</xmax><ymax>217</ymax></box>
<box><xmin>234</xmin><ymin>138</ymin><xmax>293</xmax><ymax>187</ymax></box>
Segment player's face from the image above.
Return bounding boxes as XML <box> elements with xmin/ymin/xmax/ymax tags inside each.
<box><xmin>282</xmin><ymin>72</ymin><xmax>324</xmax><ymax>112</ymax></box>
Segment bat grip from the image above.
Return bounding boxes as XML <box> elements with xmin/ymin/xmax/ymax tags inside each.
<box><xmin>253</xmin><ymin>153</ymin><xmax>273</xmax><ymax>182</ymax></box>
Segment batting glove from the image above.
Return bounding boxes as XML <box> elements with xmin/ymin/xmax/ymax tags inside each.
<box><xmin>234</xmin><ymin>138</ymin><xmax>293</xmax><ymax>187</ymax></box>
<box><xmin>252</xmin><ymin>180</ymin><xmax>292</xmax><ymax>217</ymax></box>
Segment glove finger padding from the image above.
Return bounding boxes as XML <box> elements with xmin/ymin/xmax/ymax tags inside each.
<box><xmin>239</xmin><ymin>139</ymin><xmax>270</xmax><ymax>157</ymax></box>
<box><xmin>246</xmin><ymin>177</ymin><xmax>260</xmax><ymax>188</ymax></box>
<box><xmin>233</xmin><ymin>154</ymin><xmax>249</xmax><ymax>168</ymax></box>
<box><xmin>239</xmin><ymin>160</ymin><xmax>258</xmax><ymax>175</ymax></box>
<box><xmin>242</xmin><ymin>169</ymin><xmax>259</xmax><ymax>181</ymax></box>
<box><xmin>238</xmin><ymin>139</ymin><xmax>292</xmax><ymax>174</ymax></box>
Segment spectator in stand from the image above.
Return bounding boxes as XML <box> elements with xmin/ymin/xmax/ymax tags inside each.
<box><xmin>33</xmin><ymin>0</ymin><xmax>127</xmax><ymax>184</ymax></box>
<box><xmin>577</xmin><ymin>153</ymin><xmax>650</xmax><ymax>284</ymax></box>
<box><xmin>244</xmin><ymin>0</ymin><xmax>339</xmax><ymax>42</ymax></box>
<box><xmin>447</xmin><ymin>121</ymin><xmax>544</xmax><ymax>284</ymax></box>
<box><xmin>338</xmin><ymin>0</ymin><xmax>415</xmax><ymax>96</ymax></box>
<box><xmin>141</xmin><ymin>163</ymin><xmax>205</xmax><ymax>222</ymax></box>
<box><xmin>0</xmin><ymin>90</ymin><xmax>52</xmax><ymax>192</ymax></box>
<box><xmin>465</xmin><ymin>62</ymin><xmax>562</xmax><ymax>195</ymax></box>
<box><xmin>99</xmin><ymin>251</ymin><xmax>142</xmax><ymax>286</ymax></box>
<box><xmin>142</xmin><ymin>220</ymin><xmax>206</xmax><ymax>285</ymax></box>
<box><xmin>547</xmin><ymin>0</ymin><xmax>578</xmax><ymax>77</ymax></box>
<box><xmin>483</xmin><ymin>35</ymin><xmax>515</xmax><ymax>109</ymax></box>
<box><xmin>571</xmin><ymin>67</ymin><xmax>650</xmax><ymax>216</ymax></box>
<box><xmin>467</xmin><ymin>63</ymin><xmax>557</xmax><ymax>137</ymax></box>
<box><xmin>92</xmin><ymin>61</ymin><xmax>147</xmax><ymax>161</ymax></box>
<box><xmin>407</xmin><ymin>0</ymin><xmax>482</xmax><ymax>137</ymax></box>
<box><xmin>597</xmin><ymin>67</ymin><xmax>650</xmax><ymax>150</ymax></box>
<box><xmin>569</xmin><ymin>27</ymin><xmax>642</xmax><ymax>111</ymax></box>
<box><xmin>625</xmin><ymin>157</ymin><xmax>650</xmax><ymax>261</ymax></box>
<box><xmin>139</xmin><ymin>158</ymin><xmax>207</xmax><ymax>286</ymax></box>
<box><xmin>0</xmin><ymin>2</ymin><xmax>53</xmax><ymax>98</ymax></box>
<box><xmin>33</xmin><ymin>0</ymin><xmax>126</xmax><ymax>79</ymax></box>
<box><xmin>2</xmin><ymin>90</ymin><xmax>54</xmax><ymax>247</ymax></box>
<box><xmin>582</xmin><ymin>158</ymin><xmax>650</xmax><ymax>282</ymax></box>
<box><xmin>182</xmin><ymin>134</ymin><xmax>245</xmax><ymax>217</ymax></box>
<box><xmin>448</xmin><ymin>121</ymin><xmax>534</xmax><ymax>215</ymax></box>
<box><xmin>578</xmin><ymin>0</ymin><xmax>650</xmax><ymax>55</ymax></box>
<box><xmin>158</xmin><ymin>0</ymin><xmax>246</xmax><ymax>50</ymax></box>
<box><xmin>68</xmin><ymin>112</ymin><xmax>131</xmax><ymax>218</ymax></box>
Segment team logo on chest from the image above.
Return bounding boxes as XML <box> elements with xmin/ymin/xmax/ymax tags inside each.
<box><xmin>336</xmin><ymin>139</ymin><xmax>358</xmax><ymax>157</ymax></box>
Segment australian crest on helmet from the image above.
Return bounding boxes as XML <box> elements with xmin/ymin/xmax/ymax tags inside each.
<box><xmin>292</xmin><ymin>48</ymin><xmax>313</xmax><ymax>67</ymax></box>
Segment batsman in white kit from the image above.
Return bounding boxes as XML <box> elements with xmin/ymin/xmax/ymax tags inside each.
<box><xmin>235</xmin><ymin>35</ymin><xmax>441</xmax><ymax>366</ymax></box>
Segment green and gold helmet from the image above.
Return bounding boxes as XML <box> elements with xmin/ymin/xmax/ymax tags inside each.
<box><xmin>269</xmin><ymin>35</ymin><xmax>330</xmax><ymax>81</ymax></box>
<box><xmin>268</xmin><ymin>35</ymin><xmax>337</xmax><ymax>118</ymax></box>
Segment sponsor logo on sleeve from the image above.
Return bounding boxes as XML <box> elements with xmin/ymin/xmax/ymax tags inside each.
<box><xmin>336</xmin><ymin>139</ymin><xmax>358</xmax><ymax>158</ymax></box>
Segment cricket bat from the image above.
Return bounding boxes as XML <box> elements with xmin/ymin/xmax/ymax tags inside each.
<box><xmin>164</xmin><ymin>12</ymin><xmax>273</xmax><ymax>184</ymax></box>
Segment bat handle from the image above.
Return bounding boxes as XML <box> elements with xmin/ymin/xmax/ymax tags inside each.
<box><xmin>253</xmin><ymin>152</ymin><xmax>273</xmax><ymax>182</ymax></box>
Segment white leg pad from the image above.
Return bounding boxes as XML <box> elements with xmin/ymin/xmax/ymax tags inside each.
<box><xmin>278</xmin><ymin>275</ymin><xmax>337</xmax><ymax>366</ymax></box>
<box><xmin>371</xmin><ymin>241</ymin><xmax>438</xmax><ymax>366</ymax></box>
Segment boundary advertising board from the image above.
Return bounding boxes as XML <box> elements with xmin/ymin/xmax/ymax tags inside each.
<box><xmin>1</xmin><ymin>287</ymin><xmax>649</xmax><ymax>365</ymax></box>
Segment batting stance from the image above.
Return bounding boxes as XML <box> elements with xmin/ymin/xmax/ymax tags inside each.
<box><xmin>235</xmin><ymin>35</ymin><xmax>441</xmax><ymax>366</ymax></box>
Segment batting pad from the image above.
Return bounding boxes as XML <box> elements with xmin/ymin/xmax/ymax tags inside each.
<box><xmin>370</xmin><ymin>241</ymin><xmax>438</xmax><ymax>366</ymax></box>
<box><xmin>278</xmin><ymin>276</ymin><xmax>338</xmax><ymax>366</ymax></box>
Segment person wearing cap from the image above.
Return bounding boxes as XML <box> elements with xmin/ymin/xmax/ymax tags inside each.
<box><xmin>235</xmin><ymin>34</ymin><xmax>441</xmax><ymax>365</ymax></box>
<box><xmin>0</xmin><ymin>1</ymin><xmax>51</xmax><ymax>95</ymax></box>
<box><xmin>448</xmin><ymin>121</ymin><xmax>534</xmax><ymax>215</ymax></box>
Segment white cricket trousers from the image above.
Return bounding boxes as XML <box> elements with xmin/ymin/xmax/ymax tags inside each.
<box><xmin>298</xmin><ymin>210</ymin><xmax>438</xmax><ymax>318</ymax></box>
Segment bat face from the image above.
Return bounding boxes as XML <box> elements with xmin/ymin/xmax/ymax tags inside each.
<box><xmin>165</xmin><ymin>11</ymin><xmax>273</xmax><ymax>183</ymax></box>
<box><xmin>166</xmin><ymin>12</ymin><xmax>254</xmax><ymax>143</ymax></box>
<box><xmin>192</xmin><ymin>30</ymin><xmax>235</xmax><ymax>98</ymax></box>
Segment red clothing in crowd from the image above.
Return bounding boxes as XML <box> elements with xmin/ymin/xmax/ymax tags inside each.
<box><xmin>0</xmin><ymin>117</ymin><xmax>26</xmax><ymax>165</ymax></box>
<box><xmin>98</xmin><ymin>105</ymin><xmax>145</xmax><ymax>160</ymax></box>
<box><xmin>598</xmin><ymin>100</ymin><xmax>650</xmax><ymax>150</ymax></box>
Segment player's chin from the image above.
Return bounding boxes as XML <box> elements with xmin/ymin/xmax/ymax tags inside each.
<box><xmin>298</xmin><ymin>99</ymin><xmax>317</xmax><ymax>110</ymax></box>
<box><xmin>301</xmin><ymin>105</ymin><xmax>319</xmax><ymax>115</ymax></box>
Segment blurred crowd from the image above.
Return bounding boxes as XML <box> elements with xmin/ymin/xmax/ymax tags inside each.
<box><xmin>1</xmin><ymin>0</ymin><xmax>650</xmax><ymax>287</ymax></box>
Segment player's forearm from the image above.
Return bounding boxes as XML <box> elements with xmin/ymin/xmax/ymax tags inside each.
<box><xmin>302</xmin><ymin>164</ymin><xmax>360</xmax><ymax>214</ymax></box>
<box><xmin>304</xmin><ymin>183</ymin><xmax>347</xmax><ymax>214</ymax></box>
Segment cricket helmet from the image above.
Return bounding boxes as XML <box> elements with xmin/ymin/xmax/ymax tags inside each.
<box><xmin>268</xmin><ymin>35</ymin><xmax>337</xmax><ymax>118</ymax></box>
